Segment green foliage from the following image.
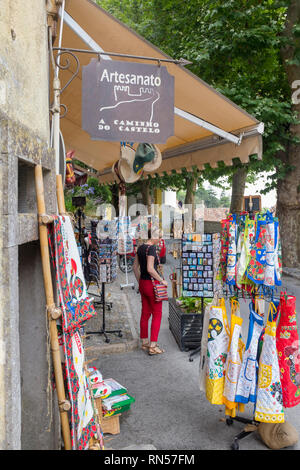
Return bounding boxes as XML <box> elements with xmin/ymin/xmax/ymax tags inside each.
<box><xmin>178</xmin><ymin>185</ymin><xmax>231</xmax><ymax>207</ymax></box>
<box><xmin>177</xmin><ymin>296</ymin><xmax>213</xmax><ymax>313</ymax></box>
<box><xmin>97</xmin><ymin>0</ymin><xmax>300</xmax><ymax>193</ymax></box>
<box><xmin>64</xmin><ymin>177</ymin><xmax>112</xmax><ymax>216</ymax></box>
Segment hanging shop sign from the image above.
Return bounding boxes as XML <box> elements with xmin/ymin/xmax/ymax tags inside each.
<box><xmin>82</xmin><ymin>58</ymin><xmax>174</xmax><ymax>144</ymax></box>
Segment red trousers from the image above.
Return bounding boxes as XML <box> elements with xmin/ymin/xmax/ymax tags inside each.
<box><xmin>139</xmin><ymin>279</ymin><xmax>163</xmax><ymax>343</ymax></box>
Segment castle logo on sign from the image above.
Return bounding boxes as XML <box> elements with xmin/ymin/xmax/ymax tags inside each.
<box><xmin>82</xmin><ymin>59</ymin><xmax>174</xmax><ymax>144</ymax></box>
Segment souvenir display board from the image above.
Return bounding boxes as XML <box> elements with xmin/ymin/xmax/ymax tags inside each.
<box><xmin>182</xmin><ymin>233</ymin><xmax>214</xmax><ymax>298</ymax></box>
<box><xmin>116</xmin><ymin>216</ymin><xmax>134</xmax><ymax>254</ymax></box>
<box><xmin>98</xmin><ymin>238</ymin><xmax>118</xmax><ymax>283</ymax></box>
<box><xmin>89</xmin><ymin>219</ymin><xmax>118</xmax><ymax>284</ymax></box>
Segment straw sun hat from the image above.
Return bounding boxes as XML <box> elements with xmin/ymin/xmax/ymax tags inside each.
<box><xmin>112</xmin><ymin>143</ymin><xmax>162</xmax><ymax>184</ymax></box>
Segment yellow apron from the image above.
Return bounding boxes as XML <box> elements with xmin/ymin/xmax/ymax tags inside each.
<box><xmin>223</xmin><ymin>299</ymin><xmax>245</xmax><ymax>417</ymax></box>
<box><xmin>206</xmin><ymin>299</ymin><xmax>230</xmax><ymax>404</ymax></box>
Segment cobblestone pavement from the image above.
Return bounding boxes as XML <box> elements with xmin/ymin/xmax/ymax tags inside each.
<box><xmin>84</xmin><ymin>243</ymin><xmax>300</xmax><ymax>450</ymax></box>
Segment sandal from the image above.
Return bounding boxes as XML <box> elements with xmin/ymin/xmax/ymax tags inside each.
<box><xmin>141</xmin><ymin>342</ymin><xmax>150</xmax><ymax>351</ymax></box>
<box><xmin>148</xmin><ymin>345</ymin><xmax>165</xmax><ymax>356</ymax></box>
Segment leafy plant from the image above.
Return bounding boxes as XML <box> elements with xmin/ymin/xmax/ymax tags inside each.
<box><xmin>176</xmin><ymin>296</ymin><xmax>213</xmax><ymax>313</ymax></box>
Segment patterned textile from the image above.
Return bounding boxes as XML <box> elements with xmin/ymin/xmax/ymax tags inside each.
<box><xmin>223</xmin><ymin>300</ymin><xmax>245</xmax><ymax>416</ymax></box>
<box><xmin>235</xmin><ymin>214</ymin><xmax>246</xmax><ymax>288</ymax></box>
<box><xmin>236</xmin><ymin>216</ymin><xmax>256</xmax><ymax>289</ymax></box>
<box><xmin>226</xmin><ymin>215</ymin><xmax>237</xmax><ymax>286</ymax></box>
<box><xmin>220</xmin><ymin>219</ymin><xmax>230</xmax><ymax>283</ymax></box>
<box><xmin>255</xmin><ymin>303</ymin><xmax>284</xmax><ymax>424</ymax></box>
<box><xmin>246</xmin><ymin>213</ymin><xmax>267</xmax><ymax>285</ymax></box>
<box><xmin>263</xmin><ymin>212</ymin><xmax>282</xmax><ymax>288</ymax></box>
<box><xmin>213</xmin><ymin>233</ymin><xmax>223</xmax><ymax>300</ymax></box>
<box><xmin>48</xmin><ymin>216</ymin><xmax>102</xmax><ymax>450</ymax></box>
<box><xmin>206</xmin><ymin>299</ymin><xmax>230</xmax><ymax>404</ymax></box>
<box><xmin>235</xmin><ymin>301</ymin><xmax>264</xmax><ymax>404</ymax></box>
<box><xmin>199</xmin><ymin>305</ymin><xmax>210</xmax><ymax>392</ymax></box>
<box><xmin>276</xmin><ymin>294</ymin><xmax>300</xmax><ymax>408</ymax></box>
<box><xmin>274</xmin><ymin>219</ymin><xmax>282</xmax><ymax>286</ymax></box>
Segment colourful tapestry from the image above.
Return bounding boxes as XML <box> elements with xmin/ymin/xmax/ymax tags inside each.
<box><xmin>48</xmin><ymin>215</ymin><xmax>103</xmax><ymax>450</ymax></box>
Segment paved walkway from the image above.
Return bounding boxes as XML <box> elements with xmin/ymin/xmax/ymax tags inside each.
<box><xmin>84</xmin><ymin>245</ymin><xmax>300</xmax><ymax>450</ymax></box>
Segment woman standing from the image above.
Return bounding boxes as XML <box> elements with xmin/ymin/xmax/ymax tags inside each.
<box><xmin>133</xmin><ymin>230</ymin><xmax>167</xmax><ymax>355</ymax></box>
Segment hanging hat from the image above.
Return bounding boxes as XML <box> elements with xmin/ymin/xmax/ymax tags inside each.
<box><xmin>112</xmin><ymin>145</ymin><xmax>142</xmax><ymax>184</ymax></box>
<box><xmin>133</xmin><ymin>143</ymin><xmax>162</xmax><ymax>174</ymax></box>
<box><xmin>119</xmin><ymin>144</ymin><xmax>142</xmax><ymax>183</ymax></box>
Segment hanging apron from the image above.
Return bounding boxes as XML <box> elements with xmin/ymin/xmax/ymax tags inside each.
<box><xmin>236</xmin><ymin>216</ymin><xmax>256</xmax><ymax>289</ymax></box>
<box><xmin>274</xmin><ymin>219</ymin><xmax>282</xmax><ymax>286</ymax></box>
<box><xmin>235</xmin><ymin>214</ymin><xmax>246</xmax><ymax>288</ymax></box>
<box><xmin>220</xmin><ymin>218</ymin><xmax>230</xmax><ymax>283</ymax></box>
<box><xmin>206</xmin><ymin>299</ymin><xmax>230</xmax><ymax>405</ymax></box>
<box><xmin>213</xmin><ymin>233</ymin><xmax>224</xmax><ymax>299</ymax></box>
<box><xmin>226</xmin><ymin>214</ymin><xmax>237</xmax><ymax>286</ymax></box>
<box><xmin>276</xmin><ymin>293</ymin><xmax>300</xmax><ymax>408</ymax></box>
<box><xmin>246</xmin><ymin>213</ymin><xmax>268</xmax><ymax>285</ymax></box>
<box><xmin>199</xmin><ymin>305</ymin><xmax>211</xmax><ymax>393</ymax></box>
<box><xmin>235</xmin><ymin>301</ymin><xmax>264</xmax><ymax>404</ymax></box>
<box><xmin>254</xmin><ymin>303</ymin><xmax>284</xmax><ymax>424</ymax></box>
<box><xmin>223</xmin><ymin>299</ymin><xmax>245</xmax><ymax>417</ymax></box>
<box><xmin>264</xmin><ymin>211</ymin><xmax>276</xmax><ymax>288</ymax></box>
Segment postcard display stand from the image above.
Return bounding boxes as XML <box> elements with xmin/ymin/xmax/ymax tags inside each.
<box><xmin>86</xmin><ymin>220</ymin><xmax>122</xmax><ymax>343</ymax></box>
<box><xmin>181</xmin><ymin>233</ymin><xmax>214</xmax><ymax>299</ymax></box>
<box><xmin>168</xmin><ymin>234</ymin><xmax>214</xmax><ymax>353</ymax></box>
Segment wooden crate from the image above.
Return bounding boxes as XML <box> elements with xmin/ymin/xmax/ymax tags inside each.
<box><xmin>95</xmin><ymin>397</ymin><xmax>120</xmax><ymax>435</ymax></box>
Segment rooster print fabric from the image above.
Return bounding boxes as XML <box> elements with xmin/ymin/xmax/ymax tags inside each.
<box><xmin>48</xmin><ymin>216</ymin><xmax>101</xmax><ymax>450</ymax></box>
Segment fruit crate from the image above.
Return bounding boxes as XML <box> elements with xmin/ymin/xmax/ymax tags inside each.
<box><xmin>168</xmin><ymin>298</ymin><xmax>203</xmax><ymax>352</ymax></box>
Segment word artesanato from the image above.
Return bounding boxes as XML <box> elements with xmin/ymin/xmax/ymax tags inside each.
<box><xmin>100</xmin><ymin>68</ymin><xmax>162</xmax><ymax>87</ymax></box>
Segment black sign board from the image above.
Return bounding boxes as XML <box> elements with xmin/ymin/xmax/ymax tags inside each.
<box><xmin>244</xmin><ymin>195</ymin><xmax>261</xmax><ymax>212</ymax></box>
<box><xmin>82</xmin><ymin>58</ymin><xmax>174</xmax><ymax>144</ymax></box>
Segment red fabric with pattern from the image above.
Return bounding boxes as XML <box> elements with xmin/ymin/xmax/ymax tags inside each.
<box><xmin>48</xmin><ymin>216</ymin><xmax>101</xmax><ymax>449</ymax></box>
<box><xmin>276</xmin><ymin>293</ymin><xmax>300</xmax><ymax>408</ymax></box>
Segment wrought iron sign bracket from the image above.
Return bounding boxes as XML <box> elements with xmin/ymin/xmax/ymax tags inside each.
<box><xmin>52</xmin><ymin>46</ymin><xmax>193</xmax><ymax>67</ymax></box>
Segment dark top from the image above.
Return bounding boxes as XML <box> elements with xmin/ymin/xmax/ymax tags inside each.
<box><xmin>137</xmin><ymin>243</ymin><xmax>159</xmax><ymax>280</ymax></box>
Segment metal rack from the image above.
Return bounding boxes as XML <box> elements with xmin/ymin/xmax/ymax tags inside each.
<box><xmin>86</xmin><ymin>281</ymin><xmax>122</xmax><ymax>343</ymax></box>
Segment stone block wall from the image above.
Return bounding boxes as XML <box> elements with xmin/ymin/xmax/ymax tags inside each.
<box><xmin>0</xmin><ymin>1</ymin><xmax>60</xmax><ymax>450</ymax></box>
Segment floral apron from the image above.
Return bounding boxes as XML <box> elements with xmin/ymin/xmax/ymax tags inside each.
<box><xmin>220</xmin><ymin>218</ymin><xmax>230</xmax><ymax>283</ymax></box>
<box><xmin>276</xmin><ymin>293</ymin><xmax>300</xmax><ymax>408</ymax></box>
<box><xmin>206</xmin><ymin>299</ymin><xmax>230</xmax><ymax>405</ymax></box>
<box><xmin>223</xmin><ymin>299</ymin><xmax>245</xmax><ymax>417</ymax></box>
<box><xmin>274</xmin><ymin>219</ymin><xmax>282</xmax><ymax>286</ymax></box>
<box><xmin>254</xmin><ymin>302</ymin><xmax>284</xmax><ymax>424</ymax></box>
<box><xmin>236</xmin><ymin>216</ymin><xmax>256</xmax><ymax>289</ymax></box>
<box><xmin>226</xmin><ymin>214</ymin><xmax>237</xmax><ymax>286</ymax></box>
<box><xmin>246</xmin><ymin>213</ymin><xmax>267</xmax><ymax>285</ymax></box>
<box><xmin>235</xmin><ymin>301</ymin><xmax>264</xmax><ymax>404</ymax></box>
<box><xmin>235</xmin><ymin>214</ymin><xmax>246</xmax><ymax>288</ymax></box>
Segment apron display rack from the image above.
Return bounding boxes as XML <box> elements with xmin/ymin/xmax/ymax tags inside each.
<box><xmin>86</xmin><ymin>281</ymin><xmax>122</xmax><ymax>344</ymax></box>
<box><xmin>199</xmin><ymin>208</ymin><xmax>300</xmax><ymax>450</ymax></box>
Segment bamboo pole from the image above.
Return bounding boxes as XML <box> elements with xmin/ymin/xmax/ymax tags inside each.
<box><xmin>56</xmin><ymin>174</ymin><xmax>66</xmax><ymax>215</ymax></box>
<box><xmin>35</xmin><ymin>165</ymin><xmax>72</xmax><ymax>450</ymax></box>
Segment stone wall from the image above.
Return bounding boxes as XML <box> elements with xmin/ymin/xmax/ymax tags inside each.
<box><xmin>0</xmin><ymin>2</ymin><xmax>59</xmax><ymax>449</ymax></box>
